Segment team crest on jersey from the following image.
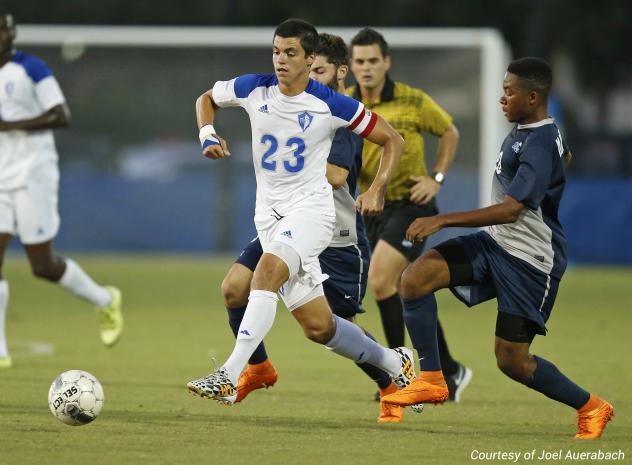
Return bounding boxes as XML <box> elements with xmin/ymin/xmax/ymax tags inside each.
<box><xmin>297</xmin><ymin>112</ymin><xmax>314</xmax><ymax>132</ymax></box>
<box><xmin>512</xmin><ymin>141</ymin><xmax>522</xmax><ymax>153</ymax></box>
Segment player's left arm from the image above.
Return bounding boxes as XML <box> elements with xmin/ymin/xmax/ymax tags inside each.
<box><xmin>407</xmin><ymin>140</ymin><xmax>551</xmax><ymax>242</ymax></box>
<box><xmin>355</xmin><ymin>114</ymin><xmax>404</xmax><ymax>215</ymax></box>
<box><xmin>406</xmin><ymin>195</ymin><xmax>525</xmax><ymax>242</ymax></box>
<box><xmin>0</xmin><ymin>103</ymin><xmax>69</xmax><ymax>132</ymax></box>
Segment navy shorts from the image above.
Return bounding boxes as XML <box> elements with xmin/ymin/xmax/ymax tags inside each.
<box><xmin>435</xmin><ymin>231</ymin><xmax>560</xmax><ymax>335</ymax></box>
<box><xmin>319</xmin><ymin>244</ymin><xmax>370</xmax><ymax>319</ymax></box>
<box><xmin>235</xmin><ymin>237</ymin><xmax>369</xmax><ymax>318</ymax></box>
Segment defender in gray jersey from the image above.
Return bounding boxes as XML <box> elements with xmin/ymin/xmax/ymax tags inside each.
<box><xmin>381</xmin><ymin>57</ymin><xmax>613</xmax><ymax>439</ymax></box>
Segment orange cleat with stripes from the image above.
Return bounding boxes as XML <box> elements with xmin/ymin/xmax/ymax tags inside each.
<box><xmin>377</xmin><ymin>382</ymin><xmax>404</xmax><ymax>423</ymax></box>
<box><xmin>575</xmin><ymin>394</ymin><xmax>614</xmax><ymax>439</ymax></box>
<box><xmin>236</xmin><ymin>359</ymin><xmax>278</xmax><ymax>403</ymax></box>
<box><xmin>382</xmin><ymin>371</ymin><xmax>449</xmax><ymax>407</ymax></box>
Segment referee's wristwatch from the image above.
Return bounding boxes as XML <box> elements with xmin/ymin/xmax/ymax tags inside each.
<box><xmin>431</xmin><ymin>171</ymin><xmax>445</xmax><ymax>185</ymax></box>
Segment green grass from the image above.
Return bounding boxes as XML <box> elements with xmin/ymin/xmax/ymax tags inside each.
<box><xmin>0</xmin><ymin>255</ymin><xmax>630</xmax><ymax>465</ymax></box>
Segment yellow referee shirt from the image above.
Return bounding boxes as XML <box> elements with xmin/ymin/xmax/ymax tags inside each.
<box><xmin>347</xmin><ymin>76</ymin><xmax>453</xmax><ymax>201</ymax></box>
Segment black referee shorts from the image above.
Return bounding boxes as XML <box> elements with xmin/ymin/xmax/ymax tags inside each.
<box><xmin>363</xmin><ymin>198</ymin><xmax>438</xmax><ymax>263</ymax></box>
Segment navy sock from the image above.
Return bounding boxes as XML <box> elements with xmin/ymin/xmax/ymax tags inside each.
<box><xmin>227</xmin><ymin>306</ymin><xmax>268</xmax><ymax>365</ymax></box>
<box><xmin>437</xmin><ymin>320</ymin><xmax>459</xmax><ymax>376</ymax></box>
<box><xmin>356</xmin><ymin>329</ymin><xmax>392</xmax><ymax>389</ymax></box>
<box><xmin>376</xmin><ymin>293</ymin><xmax>405</xmax><ymax>348</ymax></box>
<box><xmin>403</xmin><ymin>294</ymin><xmax>441</xmax><ymax>371</ymax></box>
<box><xmin>526</xmin><ymin>355</ymin><xmax>590</xmax><ymax>409</ymax></box>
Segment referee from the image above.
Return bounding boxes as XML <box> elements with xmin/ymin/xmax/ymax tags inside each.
<box><xmin>347</xmin><ymin>28</ymin><xmax>471</xmax><ymax>402</ymax></box>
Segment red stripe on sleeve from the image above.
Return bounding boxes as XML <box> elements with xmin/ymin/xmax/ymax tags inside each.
<box><xmin>348</xmin><ymin>110</ymin><xmax>366</xmax><ymax>130</ymax></box>
<box><xmin>360</xmin><ymin>112</ymin><xmax>378</xmax><ymax>137</ymax></box>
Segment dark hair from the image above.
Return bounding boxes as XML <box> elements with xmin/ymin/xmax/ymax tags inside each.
<box><xmin>274</xmin><ymin>18</ymin><xmax>319</xmax><ymax>57</ymax></box>
<box><xmin>507</xmin><ymin>57</ymin><xmax>552</xmax><ymax>96</ymax></box>
<box><xmin>350</xmin><ymin>27</ymin><xmax>389</xmax><ymax>58</ymax></box>
<box><xmin>316</xmin><ymin>33</ymin><xmax>348</xmax><ymax>67</ymax></box>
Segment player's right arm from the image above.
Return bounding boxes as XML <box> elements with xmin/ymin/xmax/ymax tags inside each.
<box><xmin>196</xmin><ymin>89</ymin><xmax>230</xmax><ymax>159</ymax></box>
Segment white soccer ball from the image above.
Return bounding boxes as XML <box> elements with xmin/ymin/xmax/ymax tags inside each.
<box><xmin>48</xmin><ymin>370</ymin><xmax>104</xmax><ymax>426</ymax></box>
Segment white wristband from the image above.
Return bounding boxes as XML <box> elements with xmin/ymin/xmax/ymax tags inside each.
<box><xmin>199</xmin><ymin>124</ymin><xmax>218</xmax><ymax>144</ymax></box>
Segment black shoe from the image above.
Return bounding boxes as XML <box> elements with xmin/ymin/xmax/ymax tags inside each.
<box><xmin>445</xmin><ymin>363</ymin><xmax>473</xmax><ymax>402</ymax></box>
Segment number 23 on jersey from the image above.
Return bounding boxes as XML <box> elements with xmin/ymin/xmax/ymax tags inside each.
<box><xmin>260</xmin><ymin>134</ymin><xmax>305</xmax><ymax>173</ymax></box>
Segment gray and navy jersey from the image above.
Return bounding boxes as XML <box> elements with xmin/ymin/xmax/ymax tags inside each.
<box><xmin>328</xmin><ymin>128</ymin><xmax>369</xmax><ymax>249</ymax></box>
<box><xmin>487</xmin><ymin>118</ymin><xmax>568</xmax><ymax>279</ymax></box>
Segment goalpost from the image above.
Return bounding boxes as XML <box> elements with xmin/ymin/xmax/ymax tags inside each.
<box><xmin>18</xmin><ymin>25</ymin><xmax>510</xmax><ymax>208</ymax></box>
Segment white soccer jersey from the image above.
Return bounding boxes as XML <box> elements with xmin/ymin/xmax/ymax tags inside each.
<box><xmin>212</xmin><ymin>74</ymin><xmax>376</xmax><ymax>229</ymax></box>
<box><xmin>0</xmin><ymin>51</ymin><xmax>66</xmax><ymax>190</ymax></box>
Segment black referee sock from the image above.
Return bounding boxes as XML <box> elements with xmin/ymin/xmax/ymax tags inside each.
<box><xmin>376</xmin><ymin>293</ymin><xmax>405</xmax><ymax>348</ymax></box>
<box><xmin>437</xmin><ymin>320</ymin><xmax>459</xmax><ymax>377</ymax></box>
<box><xmin>227</xmin><ymin>306</ymin><xmax>269</xmax><ymax>365</ymax></box>
<box><xmin>356</xmin><ymin>329</ymin><xmax>393</xmax><ymax>389</ymax></box>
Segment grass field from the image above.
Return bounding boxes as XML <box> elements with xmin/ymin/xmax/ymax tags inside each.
<box><xmin>0</xmin><ymin>255</ymin><xmax>630</xmax><ymax>465</ymax></box>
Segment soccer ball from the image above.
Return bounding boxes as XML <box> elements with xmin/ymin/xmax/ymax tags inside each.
<box><xmin>48</xmin><ymin>370</ymin><xmax>104</xmax><ymax>426</ymax></box>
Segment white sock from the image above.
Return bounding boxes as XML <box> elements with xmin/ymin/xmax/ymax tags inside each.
<box><xmin>325</xmin><ymin>315</ymin><xmax>400</xmax><ymax>376</ymax></box>
<box><xmin>59</xmin><ymin>259</ymin><xmax>111</xmax><ymax>307</ymax></box>
<box><xmin>223</xmin><ymin>290</ymin><xmax>278</xmax><ymax>385</ymax></box>
<box><xmin>0</xmin><ymin>280</ymin><xmax>9</xmax><ymax>358</ymax></box>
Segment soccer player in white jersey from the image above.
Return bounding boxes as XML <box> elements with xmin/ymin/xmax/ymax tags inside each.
<box><xmin>0</xmin><ymin>11</ymin><xmax>123</xmax><ymax>367</ymax></box>
<box><xmin>187</xmin><ymin>19</ymin><xmax>419</xmax><ymax>405</ymax></box>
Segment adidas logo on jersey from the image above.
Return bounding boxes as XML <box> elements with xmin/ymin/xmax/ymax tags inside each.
<box><xmin>258</xmin><ymin>104</ymin><xmax>269</xmax><ymax>114</ymax></box>
<box><xmin>281</xmin><ymin>230</ymin><xmax>292</xmax><ymax>239</ymax></box>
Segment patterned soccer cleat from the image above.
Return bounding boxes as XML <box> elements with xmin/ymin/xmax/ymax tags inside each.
<box><xmin>187</xmin><ymin>367</ymin><xmax>237</xmax><ymax>405</ymax></box>
<box><xmin>96</xmin><ymin>286</ymin><xmax>123</xmax><ymax>347</ymax></box>
<box><xmin>236</xmin><ymin>360</ymin><xmax>278</xmax><ymax>403</ymax></box>
<box><xmin>575</xmin><ymin>394</ymin><xmax>614</xmax><ymax>439</ymax></box>
<box><xmin>390</xmin><ymin>347</ymin><xmax>424</xmax><ymax>413</ymax></box>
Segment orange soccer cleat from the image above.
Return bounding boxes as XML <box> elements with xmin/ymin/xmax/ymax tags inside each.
<box><xmin>381</xmin><ymin>371</ymin><xmax>449</xmax><ymax>407</ymax></box>
<box><xmin>377</xmin><ymin>382</ymin><xmax>404</xmax><ymax>423</ymax></box>
<box><xmin>235</xmin><ymin>359</ymin><xmax>278</xmax><ymax>403</ymax></box>
<box><xmin>575</xmin><ymin>394</ymin><xmax>614</xmax><ymax>439</ymax></box>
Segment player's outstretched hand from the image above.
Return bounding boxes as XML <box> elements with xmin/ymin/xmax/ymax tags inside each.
<box><xmin>199</xmin><ymin>124</ymin><xmax>231</xmax><ymax>159</ymax></box>
<box><xmin>409</xmin><ymin>175</ymin><xmax>440</xmax><ymax>205</ymax></box>
<box><xmin>406</xmin><ymin>216</ymin><xmax>444</xmax><ymax>242</ymax></box>
<box><xmin>202</xmin><ymin>135</ymin><xmax>231</xmax><ymax>159</ymax></box>
<box><xmin>355</xmin><ymin>188</ymin><xmax>385</xmax><ymax>216</ymax></box>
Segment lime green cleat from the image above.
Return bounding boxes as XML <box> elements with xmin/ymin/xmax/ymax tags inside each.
<box><xmin>0</xmin><ymin>355</ymin><xmax>12</xmax><ymax>368</ymax></box>
<box><xmin>96</xmin><ymin>286</ymin><xmax>123</xmax><ymax>347</ymax></box>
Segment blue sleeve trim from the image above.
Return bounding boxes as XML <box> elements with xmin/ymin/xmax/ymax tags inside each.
<box><xmin>306</xmin><ymin>79</ymin><xmax>360</xmax><ymax>122</ymax></box>
<box><xmin>11</xmin><ymin>51</ymin><xmax>52</xmax><ymax>83</ymax></box>
<box><xmin>233</xmin><ymin>74</ymin><xmax>278</xmax><ymax>99</ymax></box>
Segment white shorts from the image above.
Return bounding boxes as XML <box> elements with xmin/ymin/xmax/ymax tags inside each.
<box><xmin>258</xmin><ymin>208</ymin><xmax>335</xmax><ymax>311</ymax></box>
<box><xmin>0</xmin><ymin>161</ymin><xmax>60</xmax><ymax>244</ymax></box>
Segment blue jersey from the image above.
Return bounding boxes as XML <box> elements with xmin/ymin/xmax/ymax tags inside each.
<box><xmin>487</xmin><ymin>118</ymin><xmax>569</xmax><ymax>279</ymax></box>
<box><xmin>327</xmin><ymin>128</ymin><xmax>368</xmax><ymax>249</ymax></box>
